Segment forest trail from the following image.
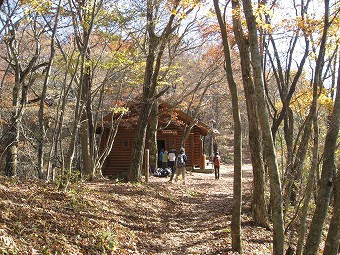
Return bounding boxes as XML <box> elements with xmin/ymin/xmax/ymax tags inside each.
<box><xmin>118</xmin><ymin>164</ymin><xmax>271</xmax><ymax>255</ymax></box>
<box><xmin>140</xmin><ymin>165</ymin><xmax>237</xmax><ymax>254</ymax></box>
<box><xmin>0</xmin><ymin>164</ymin><xmax>273</xmax><ymax>254</ymax></box>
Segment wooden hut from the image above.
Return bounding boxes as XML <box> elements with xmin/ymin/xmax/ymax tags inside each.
<box><xmin>99</xmin><ymin>102</ymin><xmax>210</xmax><ymax>176</ymax></box>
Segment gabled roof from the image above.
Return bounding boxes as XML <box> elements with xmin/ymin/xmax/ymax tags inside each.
<box><xmin>100</xmin><ymin>100</ymin><xmax>210</xmax><ymax>136</ymax></box>
<box><xmin>158</xmin><ymin>101</ymin><xmax>209</xmax><ymax>136</ymax></box>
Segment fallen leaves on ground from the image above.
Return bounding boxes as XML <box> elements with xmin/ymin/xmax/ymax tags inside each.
<box><xmin>0</xmin><ymin>165</ymin><xmax>274</xmax><ymax>254</ymax></box>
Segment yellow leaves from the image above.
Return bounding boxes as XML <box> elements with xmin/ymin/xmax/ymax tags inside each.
<box><xmin>318</xmin><ymin>91</ymin><xmax>333</xmax><ymax>113</ymax></box>
<box><xmin>296</xmin><ymin>16</ymin><xmax>323</xmax><ymax>36</ymax></box>
<box><xmin>21</xmin><ymin>0</ymin><xmax>52</xmax><ymax>15</ymax></box>
<box><xmin>253</xmin><ymin>3</ymin><xmax>274</xmax><ymax>34</ymax></box>
<box><xmin>111</xmin><ymin>106</ymin><xmax>129</xmax><ymax>115</ymax></box>
<box><xmin>326</xmin><ymin>11</ymin><xmax>340</xmax><ymax>55</ymax></box>
<box><xmin>231</xmin><ymin>6</ymin><xmax>241</xmax><ymax>20</ymax></box>
<box><xmin>278</xmin><ymin>87</ymin><xmax>334</xmax><ymax>115</ymax></box>
<box><xmin>166</xmin><ymin>0</ymin><xmax>201</xmax><ymax>19</ymax></box>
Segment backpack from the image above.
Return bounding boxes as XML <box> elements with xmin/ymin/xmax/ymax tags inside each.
<box><xmin>214</xmin><ymin>156</ymin><xmax>220</xmax><ymax>165</ymax></box>
<box><xmin>153</xmin><ymin>168</ymin><xmax>172</xmax><ymax>177</ymax></box>
<box><xmin>176</xmin><ymin>153</ymin><xmax>185</xmax><ymax>167</ymax></box>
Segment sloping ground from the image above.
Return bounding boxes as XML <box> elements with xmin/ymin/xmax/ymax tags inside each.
<box><xmin>0</xmin><ymin>165</ymin><xmax>274</xmax><ymax>254</ymax></box>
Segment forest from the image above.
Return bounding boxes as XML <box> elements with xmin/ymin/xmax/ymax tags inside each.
<box><xmin>0</xmin><ymin>0</ymin><xmax>339</xmax><ymax>254</ymax></box>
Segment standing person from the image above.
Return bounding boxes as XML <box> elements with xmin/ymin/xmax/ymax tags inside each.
<box><xmin>173</xmin><ymin>147</ymin><xmax>187</xmax><ymax>185</ymax></box>
<box><xmin>162</xmin><ymin>150</ymin><xmax>169</xmax><ymax>169</ymax></box>
<box><xmin>158</xmin><ymin>149</ymin><xmax>164</xmax><ymax>168</ymax></box>
<box><xmin>213</xmin><ymin>151</ymin><xmax>221</xmax><ymax>180</ymax></box>
<box><xmin>168</xmin><ymin>147</ymin><xmax>176</xmax><ymax>181</ymax></box>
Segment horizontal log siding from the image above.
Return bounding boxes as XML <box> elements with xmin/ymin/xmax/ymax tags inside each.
<box><xmin>102</xmin><ymin>127</ymin><xmax>135</xmax><ymax>176</ymax></box>
<box><xmin>192</xmin><ymin>126</ymin><xmax>203</xmax><ymax>167</ymax></box>
<box><xmin>157</xmin><ymin>124</ymin><xmax>200</xmax><ymax>168</ymax></box>
<box><xmin>102</xmin><ymin>125</ymin><xmax>204</xmax><ymax>176</ymax></box>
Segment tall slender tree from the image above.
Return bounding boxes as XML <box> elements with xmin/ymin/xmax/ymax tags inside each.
<box><xmin>213</xmin><ymin>0</ymin><xmax>243</xmax><ymax>252</ymax></box>
<box><xmin>37</xmin><ymin>0</ymin><xmax>62</xmax><ymax>179</ymax></box>
<box><xmin>242</xmin><ymin>0</ymin><xmax>285</xmax><ymax>253</ymax></box>
<box><xmin>303</xmin><ymin>0</ymin><xmax>338</xmax><ymax>248</ymax></box>
<box><xmin>128</xmin><ymin>0</ymin><xmax>199</xmax><ymax>181</ymax></box>
<box><xmin>322</xmin><ymin>61</ymin><xmax>340</xmax><ymax>255</ymax></box>
<box><xmin>232</xmin><ymin>0</ymin><xmax>268</xmax><ymax>228</ymax></box>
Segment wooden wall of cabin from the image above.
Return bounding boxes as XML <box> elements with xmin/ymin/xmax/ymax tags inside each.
<box><xmin>101</xmin><ymin>127</ymin><xmax>135</xmax><ymax>176</ymax></box>
<box><xmin>156</xmin><ymin>125</ymin><xmax>203</xmax><ymax>168</ymax></box>
<box><xmin>101</xmin><ymin>125</ymin><xmax>204</xmax><ymax>176</ymax></box>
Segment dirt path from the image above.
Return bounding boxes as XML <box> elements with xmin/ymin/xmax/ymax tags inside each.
<box><xmin>0</xmin><ymin>164</ymin><xmax>273</xmax><ymax>254</ymax></box>
<box><xmin>133</xmin><ymin>164</ymin><xmax>262</xmax><ymax>255</ymax></box>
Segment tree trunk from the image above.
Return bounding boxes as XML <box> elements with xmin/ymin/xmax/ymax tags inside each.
<box><xmin>128</xmin><ymin>0</ymin><xmax>179</xmax><ymax>181</ymax></box>
<box><xmin>58</xmin><ymin>41</ymin><xmax>88</xmax><ymax>190</ymax></box>
<box><xmin>232</xmin><ymin>0</ymin><xmax>268</xmax><ymax>228</ymax></box>
<box><xmin>295</xmin><ymin>115</ymin><xmax>319</xmax><ymax>255</ymax></box>
<box><xmin>37</xmin><ymin>1</ymin><xmax>61</xmax><ymax>180</ymax></box>
<box><xmin>213</xmin><ymin>0</ymin><xmax>243</xmax><ymax>252</ymax></box>
<box><xmin>303</xmin><ymin>1</ymin><xmax>333</xmax><ymax>253</ymax></box>
<box><xmin>80</xmin><ymin>115</ymin><xmax>94</xmax><ymax>178</ymax></box>
<box><xmin>128</xmin><ymin>100</ymin><xmax>153</xmax><ymax>182</ymax></box>
<box><xmin>5</xmin><ymin>68</ymin><xmax>20</xmax><ymax>177</ymax></box>
<box><xmin>304</xmin><ymin>55</ymin><xmax>339</xmax><ymax>255</ymax></box>
<box><xmin>5</xmin><ymin>120</ymin><xmax>18</xmax><ymax>177</ymax></box>
<box><xmin>242</xmin><ymin>0</ymin><xmax>284</xmax><ymax>253</ymax></box>
<box><xmin>304</xmin><ymin>91</ymin><xmax>339</xmax><ymax>255</ymax></box>
<box><xmin>323</xmin><ymin>164</ymin><xmax>340</xmax><ymax>255</ymax></box>
<box><xmin>74</xmin><ymin>0</ymin><xmax>97</xmax><ymax>180</ymax></box>
<box><xmin>283</xmin><ymin>112</ymin><xmax>313</xmax><ymax>210</ymax></box>
<box><xmin>4</xmin><ymin>20</ymin><xmax>39</xmax><ymax>177</ymax></box>
<box><xmin>46</xmin><ymin>60</ymin><xmax>74</xmax><ymax>182</ymax></box>
<box><xmin>148</xmin><ymin>101</ymin><xmax>158</xmax><ymax>172</ymax></box>
<box><xmin>80</xmin><ymin>62</ymin><xmax>95</xmax><ymax>179</ymax></box>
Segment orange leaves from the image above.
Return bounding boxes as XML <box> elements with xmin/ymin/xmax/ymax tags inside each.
<box><xmin>202</xmin><ymin>23</ymin><xmax>220</xmax><ymax>36</ymax></box>
<box><xmin>201</xmin><ymin>44</ymin><xmax>224</xmax><ymax>63</ymax></box>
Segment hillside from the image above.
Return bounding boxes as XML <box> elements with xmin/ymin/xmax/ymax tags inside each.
<box><xmin>0</xmin><ymin>165</ymin><xmax>274</xmax><ymax>254</ymax></box>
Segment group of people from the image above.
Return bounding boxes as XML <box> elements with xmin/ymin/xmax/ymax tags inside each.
<box><xmin>158</xmin><ymin>148</ymin><xmax>222</xmax><ymax>183</ymax></box>
<box><xmin>158</xmin><ymin>147</ymin><xmax>187</xmax><ymax>184</ymax></box>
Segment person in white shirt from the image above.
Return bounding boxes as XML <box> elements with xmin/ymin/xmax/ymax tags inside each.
<box><xmin>168</xmin><ymin>147</ymin><xmax>176</xmax><ymax>182</ymax></box>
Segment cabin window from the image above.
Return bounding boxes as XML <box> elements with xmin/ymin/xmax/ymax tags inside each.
<box><xmin>123</xmin><ymin>140</ymin><xmax>129</xmax><ymax>148</ymax></box>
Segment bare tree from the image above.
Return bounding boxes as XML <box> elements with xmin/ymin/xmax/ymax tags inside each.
<box><xmin>127</xmin><ymin>0</ymin><xmax>200</xmax><ymax>181</ymax></box>
<box><xmin>37</xmin><ymin>0</ymin><xmax>62</xmax><ymax>179</ymax></box>
<box><xmin>304</xmin><ymin>52</ymin><xmax>339</xmax><ymax>255</ymax></box>
<box><xmin>213</xmin><ymin>0</ymin><xmax>243</xmax><ymax>252</ymax></box>
<box><xmin>0</xmin><ymin>1</ymin><xmax>48</xmax><ymax>177</ymax></box>
<box><xmin>242</xmin><ymin>0</ymin><xmax>285</xmax><ymax>253</ymax></box>
<box><xmin>232</xmin><ymin>0</ymin><xmax>269</xmax><ymax>228</ymax></box>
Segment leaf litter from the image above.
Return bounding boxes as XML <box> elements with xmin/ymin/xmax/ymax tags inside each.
<box><xmin>0</xmin><ymin>165</ymin><xmax>274</xmax><ymax>254</ymax></box>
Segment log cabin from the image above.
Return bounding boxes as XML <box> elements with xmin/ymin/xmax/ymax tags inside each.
<box><xmin>99</xmin><ymin>101</ymin><xmax>210</xmax><ymax>177</ymax></box>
